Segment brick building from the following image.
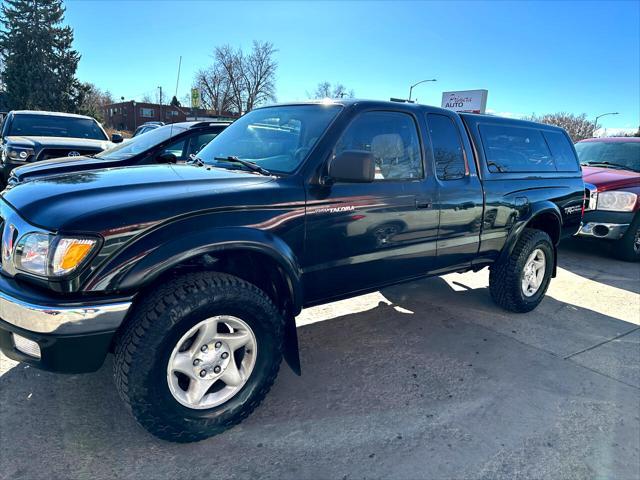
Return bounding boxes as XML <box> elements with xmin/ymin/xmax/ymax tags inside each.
<box><xmin>103</xmin><ymin>101</ymin><xmax>236</xmax><ymax>132</ymax></box>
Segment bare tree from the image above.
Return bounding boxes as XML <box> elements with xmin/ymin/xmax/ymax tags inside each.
<box><xmin>194</xmin><ymin>64</ymin><xmax>232</xmax><ymax>114</ymax></box>
<box><xmin>309</xmin><ymin>81</ymin><xmax>354</xmax><ymax>99</ymax></box>
<box><xmin>214</xmin><ymin>45</ymin><xmax>246</xmax><ymax>114</ymax></box>
<box><xmin>526</xmin><ymin>112</ymin><xmax>595</xmax><ymax>142</ymax></box>
<box><xmin>78</xmin><ymin>82</ymin><xmax>114</xmax><ymax>122</ymax></box>
<box><xmin>313</xmin><ymin>81</ymin><xmax>331</xmax><ymax>98</ymax></box>
<box><xmin>195</xmin><ymin>41</ymin><xmax>277</xmax><ymax>116</ymax></box>
<box><xmin>141</xmin><ymin>93</ymin><xmax>153</xmax><ymax>103</ymax></box>
<box><xmin>243</xmin><ymin>41</ymin><xmax>277</xmax><ymax>112</ymax></box>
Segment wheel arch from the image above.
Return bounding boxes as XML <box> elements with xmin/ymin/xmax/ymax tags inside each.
<box><xmin>498</xmin><ymin>202</ymin><xmax>562</xmax><ymax>276</ymax></box>
<box><xmin>91</xmin><ymin>225</ymin><xmax>304</xmax><ymax>375</ymax></box>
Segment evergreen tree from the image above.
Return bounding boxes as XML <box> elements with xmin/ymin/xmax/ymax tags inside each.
<box><xmin>0</xmin><ymin>0</ymin><xmax>83</xmax><ymax>111</ymax></box>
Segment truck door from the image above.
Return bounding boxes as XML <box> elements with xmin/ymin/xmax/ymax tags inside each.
<box><xmin>425</xmin><ymin>112</ymin><xmax>484</xmax><ymax>270</ymax></box>
<box><xmin>303</xmin><ymin>109</ymin><xmax>439</xmax><ymax>304</ymax></box>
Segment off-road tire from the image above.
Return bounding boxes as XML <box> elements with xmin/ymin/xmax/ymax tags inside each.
<box><xmin>613</xmin><ymin>214</ymin><xmax>640</xmax><ymax>262</ymax></box>
<box><xmin>113</xmin><ymin>271</ymin><xmax>284</xmax><ymax>442</ymax></box>
<box><xmin>489</xmin><ymin>228</ymin><xmax>554</xmax><ymax>313</ymax></box>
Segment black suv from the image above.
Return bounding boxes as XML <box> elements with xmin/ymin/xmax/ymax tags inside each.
<box><xmin>7</xmin><ymin>121</ymin><xmax>231</xmax><ymax>185</ymax></box>
<box><xmin>0</xmin><ymin>100</ymin><xmax>584</xmax><ymax>442</ymax></box>
<box><xmin>0</xmin><ymin>110</ymin><xmax>120</xmax><ymax>183</ymax></box>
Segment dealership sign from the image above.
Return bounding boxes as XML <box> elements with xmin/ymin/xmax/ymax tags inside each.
<box><xmin>441</xmin><ymin>89</ymin><xmax>488</xmax><ymax>114</ymax></box>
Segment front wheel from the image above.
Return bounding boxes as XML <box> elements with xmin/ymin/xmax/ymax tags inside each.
<box><xmin>113</xmin><ymin>271</ymin><xmax>284</xmax><ymax>442</ymax></box>
<box><xmin>613</xmin><ymin>216</ymin><xmax>640</xmax><ymax>262</ymax></box>
<box><xmin>489</xmin><ymin>229</ymin><xmax>554</xmax><ymax>313</ymax></box>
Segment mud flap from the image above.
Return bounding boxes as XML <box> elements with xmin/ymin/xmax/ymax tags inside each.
<box><xmin>283</xmin><ymin>314</ymin><xmax>301</xmax><ymax>375</ymax></box>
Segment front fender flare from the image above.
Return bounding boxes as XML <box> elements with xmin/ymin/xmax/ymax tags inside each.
<box><xmin>86</xmin><ymin>224</ymin><xmax>304</xmax><ymax>374</ymax></box>
<box><xmin>89</xmin><ymin>225</ymin><xmax>303</xmax><ymax>311</ymax></box>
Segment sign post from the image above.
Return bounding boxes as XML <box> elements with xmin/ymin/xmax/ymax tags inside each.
<box><xmin>191</xmin><ymin>88</ymin><xmax>200</xmax><ymax>121</ymax></box>
<box><xmin>441</xmin><ymin>89</ymin><xmax>488</xmax><ymax>114</ymax></box>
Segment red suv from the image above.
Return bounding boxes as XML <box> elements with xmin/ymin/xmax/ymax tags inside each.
<box><xmin>575</xmin><ymin>137</ymin><xmax>640</xmax><ymax>261</ymax></box>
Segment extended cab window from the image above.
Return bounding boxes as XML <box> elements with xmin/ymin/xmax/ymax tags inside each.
<box><xmin>543</xmin><ymin>131</ymin><xmax>580</xmax><ymax>171</ymax></box>
<box><xmin>480</xmin><ymin>124</ymin><xmax>554</xmax><ymax>173</ymax></box>
<box><xmin>335</xmin><ymin>111</ymin><xmax>422</xmax><ymax>180</ymax></box>
<box><xmin>427</xmin><ymin>114</ymin><xmax>467</xmax><ymax>180</ymax></box>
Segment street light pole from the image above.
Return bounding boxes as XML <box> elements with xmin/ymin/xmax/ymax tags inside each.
<box><xmin>408</xmin><ymin>78</ymin><xmax>437</xmax><ymax>102</ymax></box>
<box><xmin>593</xmin><ymin>112</ymin><xmax>619</xmax><ymax>137</ymax></box>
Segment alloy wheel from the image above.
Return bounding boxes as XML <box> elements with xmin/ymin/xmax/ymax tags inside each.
<box><xmin>167</xmin><ymin>315</ymin><xmax>257</xmax><ymax>409</ymax></box>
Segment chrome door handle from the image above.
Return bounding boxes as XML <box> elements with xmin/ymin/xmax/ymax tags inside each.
<box><xmin>415</xmin><ymin>200</ymin><xmax>432</xmax><ymax>209</ymax></box>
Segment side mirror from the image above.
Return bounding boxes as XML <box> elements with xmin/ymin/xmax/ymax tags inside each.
<box><xmin>111</xmin><ymin>133</ymin><xmax>124</xmax><ymax>144</ymax></box>
<box><xmin>157</xmin><ymin>152</ymin><xmax>177</xmax><ymax>164</ymax></box>
<box><xmin>328</xmin><ymin>150</ymin><xmax>375</xmax><ymax>183</ymax></box>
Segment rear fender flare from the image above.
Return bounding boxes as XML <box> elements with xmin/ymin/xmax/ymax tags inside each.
<box><xmin>498</xmin><ymin>201</ymin><xmax>562</xmax><ymax>276</ymax></box>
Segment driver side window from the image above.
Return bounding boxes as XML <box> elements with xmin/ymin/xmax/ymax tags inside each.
<box><xmin>335</xmin><ymin>111</ymin><xmax>423</xmax><ymax>180</ymax></box>
<box><xmin>157</xmin><ymin>138</ymin><xmax>186</xmax><ymax>162</ymax></box>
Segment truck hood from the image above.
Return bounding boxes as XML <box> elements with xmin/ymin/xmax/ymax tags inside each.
<box><xmin>1</xmin><ymin>164</ymin><xmax>274</xmax><ymax>232</ymax></box>
<box><xmin>11</xmin><ymin>154</ymin><xmax>124</xmax><ymax>183</ymax></box>
<box><xmin>582</xmin><ymin>165</ymin><xmax>640</xmax><ymax>191</ymax></box>
<box><xmin>6</xmin><ymin>135</ymin><xmax>111</xmax><ymax>150</ymax></box>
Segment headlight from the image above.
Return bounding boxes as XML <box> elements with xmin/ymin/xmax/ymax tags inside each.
<box><xmin>14</xmin><ymin>234</ymin><xmax>98</xmax><ymax>277</ymax></box>
<box><xmin>596</xmin><ymin>191</ymin><xmax>638</xmax><ymax>212</ymax></box>
<box><xmin>6</xmin><ymin>146</ymin><xmax>35</xmax><ymax>161</ymax></box>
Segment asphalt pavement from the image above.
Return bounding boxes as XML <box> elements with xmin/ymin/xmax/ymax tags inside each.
<box><xmin>1</xmin><ymin>238</ymin><xmax>639</xmax><ymax>480</ymax></box>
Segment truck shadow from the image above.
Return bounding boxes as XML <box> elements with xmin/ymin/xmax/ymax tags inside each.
<box><xmin>0</xmin><ymin>276</ymin><xmax>636</xmax><ymax>479</ymax></box>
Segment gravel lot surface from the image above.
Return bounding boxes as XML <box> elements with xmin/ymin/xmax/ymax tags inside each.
<box><xmin>1</xmin><ymin>239</ymin><xmax>639</xmax><ymax>480</ymax></box>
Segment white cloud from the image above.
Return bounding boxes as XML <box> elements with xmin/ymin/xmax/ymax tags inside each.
<box><xmin>593</xmin><ymin>127</ymin><xmax>638</xmax><ymax>137</ymax></box>
<box><xmin>485</xmin><ymin>109</ymin><xmax>526</xmax><ymax>119</ymax></box>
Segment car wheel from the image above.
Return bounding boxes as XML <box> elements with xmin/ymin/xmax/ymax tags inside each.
<box><xmin>113</xmin><ymin>271</ymin><xmax>284</xmax><ymax>442</ymax></box>
<box><xmin>489</xmin><ymin>228</ymin><xmax>554</xmax><ymax>313</ymax></box>
<box><xmin>613</xmin><ymin>215</ymin><xmax>640</xmax><ymax>262</ymax></box>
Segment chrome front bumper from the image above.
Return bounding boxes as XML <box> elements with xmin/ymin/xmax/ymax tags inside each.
<box><xmin>0</xmin><ymin>291</ymin><xmax>131</xmax><ymax>334</ymax></box>
<box><xmin>576</xmin><ymin>222</ymin><xmax>630</xmax><ymax>240</ymax></box>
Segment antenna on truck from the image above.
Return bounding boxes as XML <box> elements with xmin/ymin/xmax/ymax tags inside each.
<box><xmin>167</xmin><ymin>56</ymin><xmax>182</xmax><ymax>142</ymax></box>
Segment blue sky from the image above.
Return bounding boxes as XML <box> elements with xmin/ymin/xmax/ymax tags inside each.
<box><xmin>65</xmin><ymin>0</ymin><xmax>639</xmax><ymax>130</ymax></box>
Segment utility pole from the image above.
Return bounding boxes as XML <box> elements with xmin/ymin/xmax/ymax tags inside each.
<box><xmin>158</xmin><ymin>86</ymin><xmax>163</xmax><ymax>122</ymax></box>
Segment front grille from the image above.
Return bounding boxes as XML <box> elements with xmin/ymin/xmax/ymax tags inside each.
<box><xmin>37</xmin><ymin>148</ymin><xmax>102</xmax><ymax>161</ymax></box>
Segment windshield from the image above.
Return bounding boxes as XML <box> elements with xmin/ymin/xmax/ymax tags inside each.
<box><xmin>196</xmin><ymin>104</ymin><xmax>342</xmax><ymax>173</ymax></box>
<box><xmin>96</xmin><ymin>124</ymin><xmax>187</xmax><ymax>160</ymax></box>
<box><xmin>575</xmin><ymin>141</ymin><xmax>640</xmax><ymax>172</ymax></box>
<box><xmin>8</xmin><ymin>114</ymin><xmax>108</xmax><ymax>140</ymax></box>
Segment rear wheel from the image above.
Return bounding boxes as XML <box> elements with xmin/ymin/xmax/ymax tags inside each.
<box><xmin>613</xmin><ymin>215</ymin><xmax>640</xmax><ymax>262</ymax></box>
<box><xmin>489</xmin><ymin>229</ymin><xmax>554</xmax><ymax>313</ymax></box>
<box><xmin>113</xmin><ymin>271</ymin><xmax>284</xmax><ymax>442</ymax></box>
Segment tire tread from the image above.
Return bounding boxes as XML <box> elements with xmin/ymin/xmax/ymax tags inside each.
<box><xmin>113</xmin><ymin>271</ymin><xmax>284</xmax><ymax>442</ymax></box>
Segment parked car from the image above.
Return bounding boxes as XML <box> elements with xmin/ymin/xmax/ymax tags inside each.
<box><xmin>0</xmin><ymin>100</ymin><xmax>584</xmax><ymax>442</ymax></box>
<box><xmin>133</xmin><ymin>121</ymin><xmax>164</xmax><ymax>137</ymax></box>
<box><xmin>0</xmin><ymin>110</ymin><xmax>120</xmax><ymax>184</ymax></box>
<box><xmin>575</xmin><ymin>137</ymin><xmax>640</xmax><ymax>261</ymax></box>
<box><xmin>7</xmin><ymin>121</ymin><xmax>231</xmax><ymax>185</ymax></box>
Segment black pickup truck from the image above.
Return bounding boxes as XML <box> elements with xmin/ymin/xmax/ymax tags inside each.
<box><xmin>0</xmin><ymin>100</ymin><xmax>584</xmax><ymax>442</ymax></box>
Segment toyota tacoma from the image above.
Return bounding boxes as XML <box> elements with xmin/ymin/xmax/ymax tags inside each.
<box><xmin>0</xmin><ymin>100</ymin><xmax>584</xmax><ymax>442</ymax></box>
